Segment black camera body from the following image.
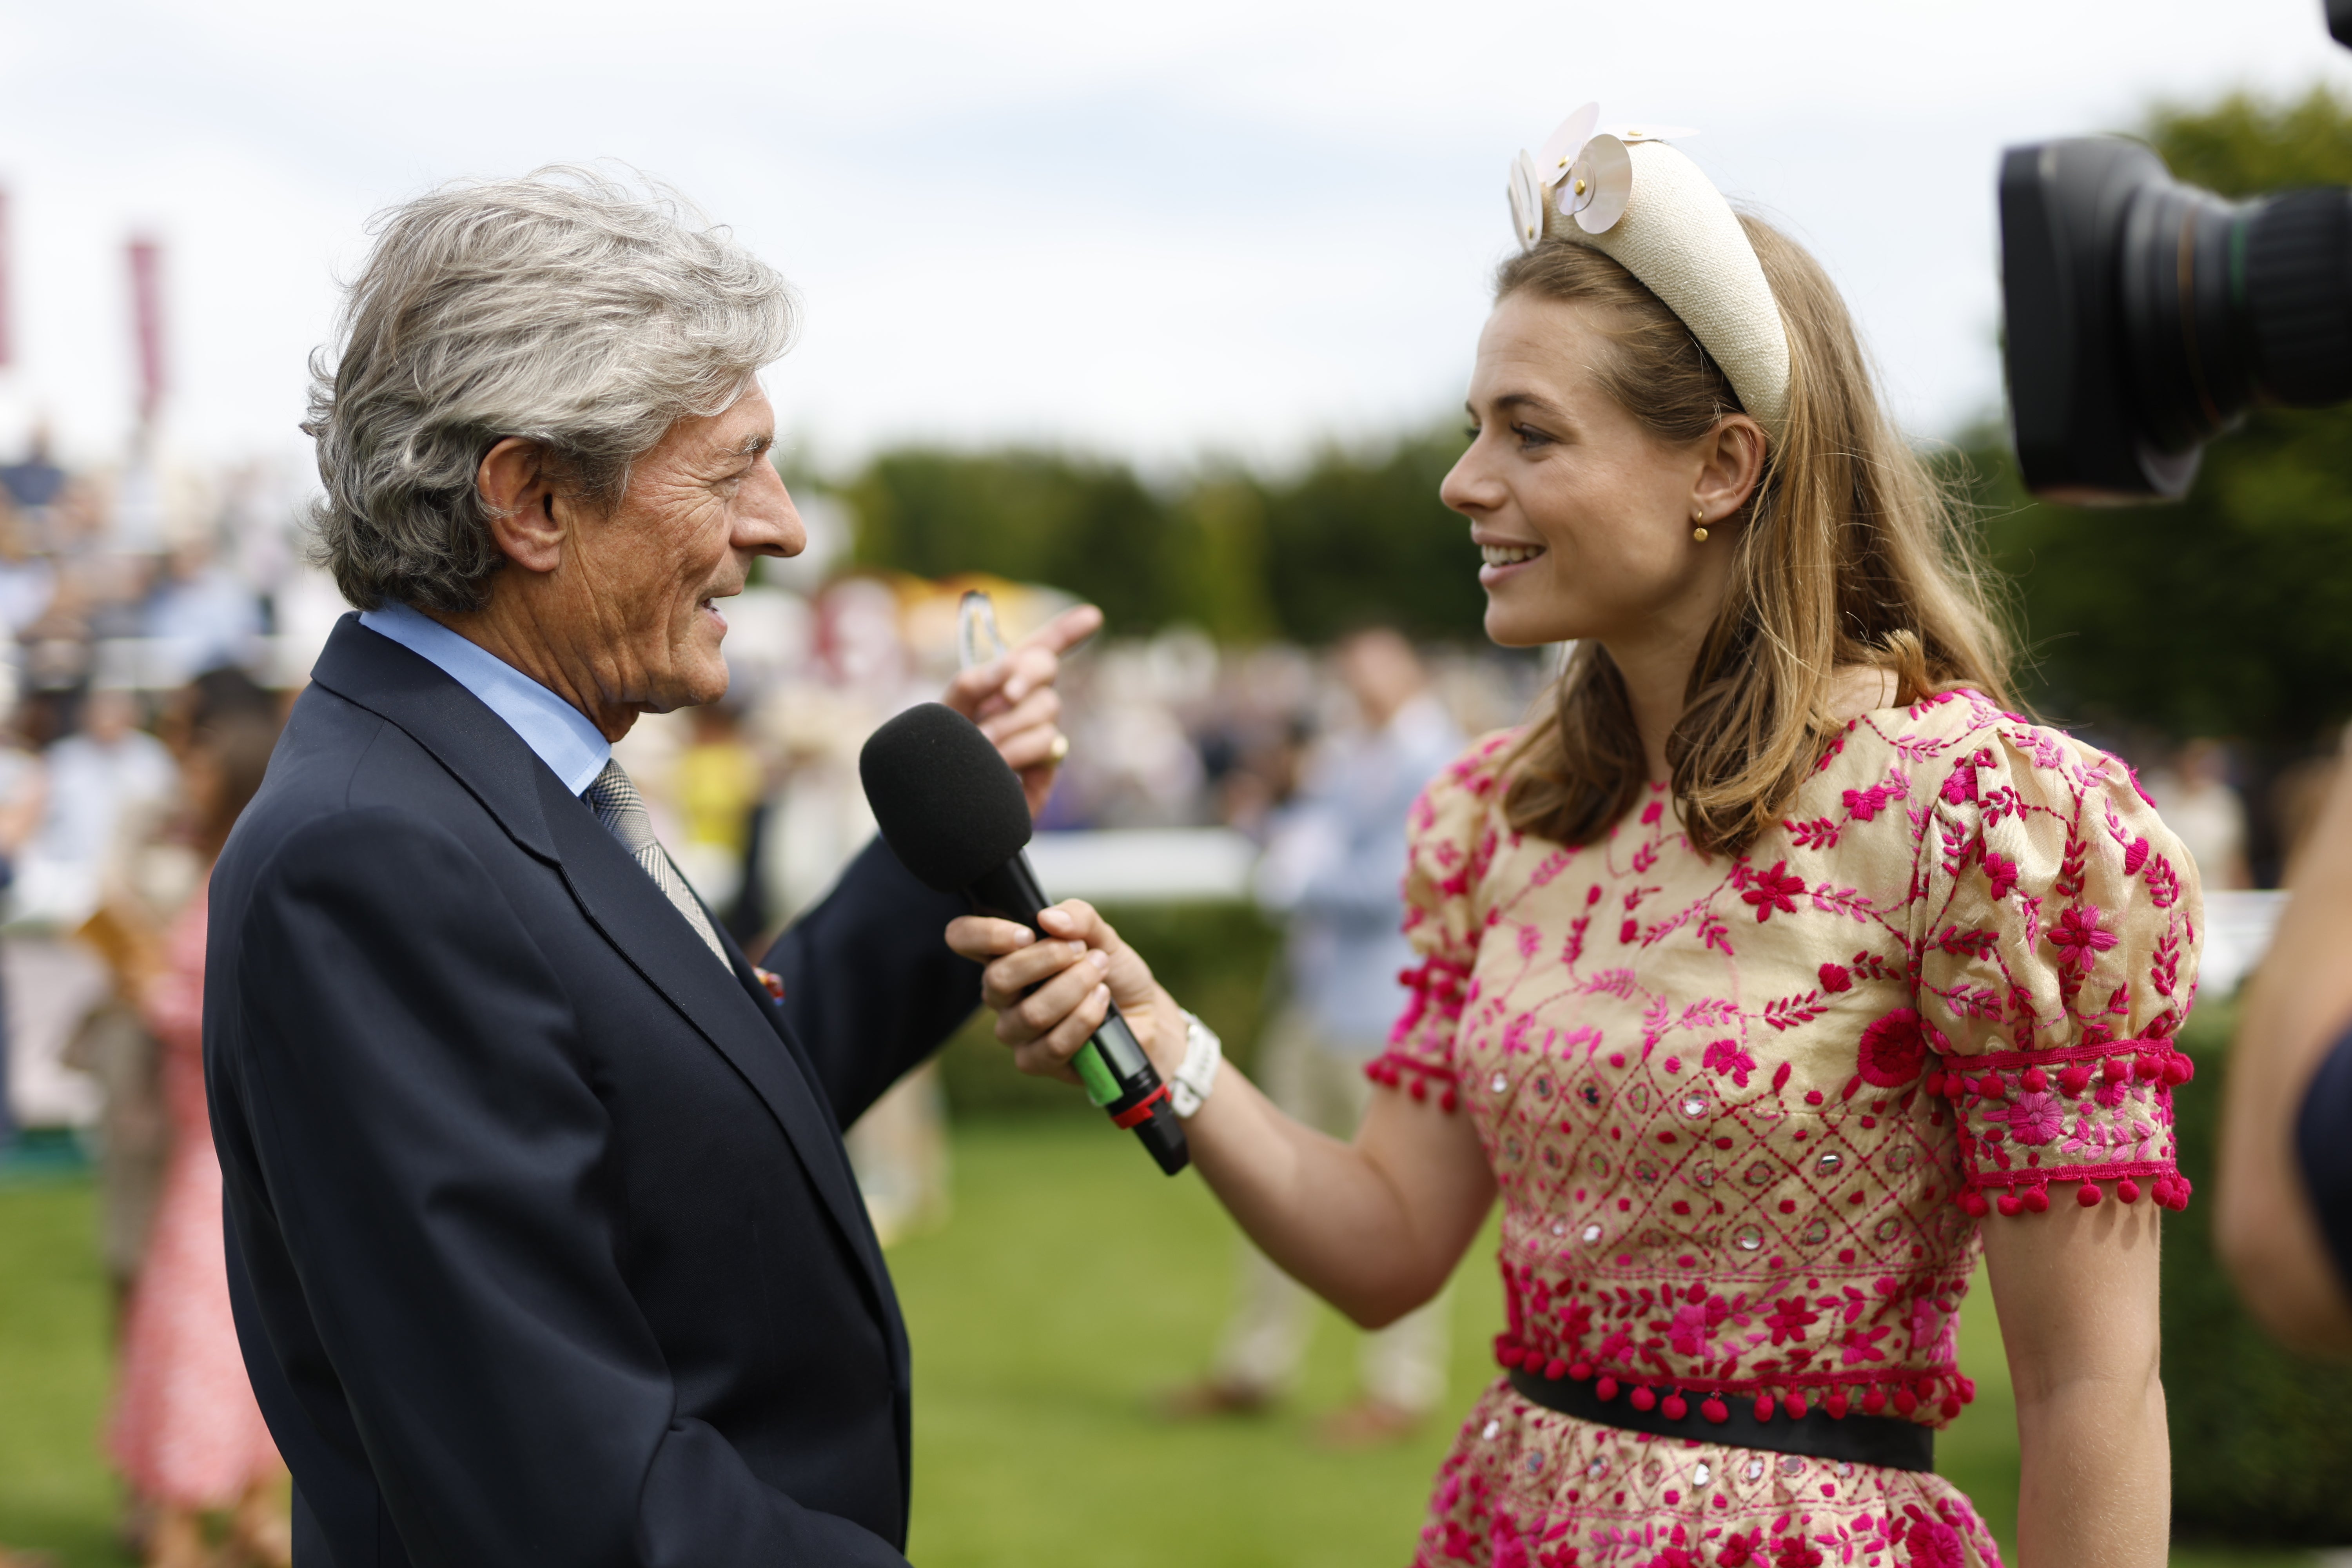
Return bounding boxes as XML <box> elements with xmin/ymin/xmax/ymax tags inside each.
<box><xmin>1999</xmin><ymin>137</ymin><xmax>2352</xmax><ymax>503</ymax></box>
<box><xmin>2000</xmin><ymin>1</ymin><xmax>2352</xmax><ymax>503</ymax></box>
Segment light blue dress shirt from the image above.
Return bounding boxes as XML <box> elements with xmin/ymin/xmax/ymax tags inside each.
<box><xmin>358</xmin><ymin>601</ymin><xmax>612</xmax><ymax>795</ymax></box>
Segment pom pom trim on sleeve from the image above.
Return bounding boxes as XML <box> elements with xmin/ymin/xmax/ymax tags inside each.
<box><xmin>1928</xmin><ymin>1035</ymin><xmax>2196</xmax><ymax>1216</ymax></box>
<box><xmin>1364</xmin><ymin>954</ymin><xmax>1470</xmax><ymax>1112</ymax></box>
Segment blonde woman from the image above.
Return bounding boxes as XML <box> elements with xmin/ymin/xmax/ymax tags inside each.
<box><xmin>955</xmin><ymin>115</ymin><xmax>2197</xmax><ymax>1567</ymax></box>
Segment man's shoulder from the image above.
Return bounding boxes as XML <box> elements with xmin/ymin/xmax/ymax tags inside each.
<box><xmin>268</xmin><ymin>681</ymin><xmax>450</xmax><ymax>808</ymax></box>
<box><xmin>222</xmin><ymin>686</ymin><xmax>488</xmax><ymax>891</ymax></box>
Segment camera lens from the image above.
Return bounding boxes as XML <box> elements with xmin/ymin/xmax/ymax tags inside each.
<box><xmin>2243</xmin><ymin>189</ymin><xmax>2352</xmax><ymax>405</ymax></box>
<box><xmin>2120</xmin><ymin>182</ymin><xmax>2352</xmax><ymax>455</ymax></box>
<box><xmin>2116</xmin><ymin>182</ymin><xmax>2247</xmax><ymax>455</ymax></box>
<box><xmin>2000</xmin><ymin>137</ymin><xmax>2352</xmax><ymax>503</ymax></box>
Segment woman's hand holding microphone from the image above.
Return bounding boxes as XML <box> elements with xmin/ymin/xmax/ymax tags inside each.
<box><xmin>945</xmin><ymin>900</ymin><xmax>1186</xmax><ymax>1088</ymax></box>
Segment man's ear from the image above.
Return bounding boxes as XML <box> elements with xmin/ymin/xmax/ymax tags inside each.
<box><xmin>476</xmin><ymin>437</ymin><xmax>568</xmax><ymax>575</ymax></box>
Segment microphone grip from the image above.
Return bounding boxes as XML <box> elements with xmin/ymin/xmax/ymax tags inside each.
<box><xmin>966</xmin><ymin>856</ymin><xmax>1190</xmax><ymax>1176</ymax></box>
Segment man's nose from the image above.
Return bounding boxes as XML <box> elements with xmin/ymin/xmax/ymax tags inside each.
<box><xmin>738</xmin><ymin>461</ymin><xmax>806</xmax><ymax>558</ymax></box>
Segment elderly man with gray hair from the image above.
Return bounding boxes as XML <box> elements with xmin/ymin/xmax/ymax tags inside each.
<box><xmin>207</xmin><ymin>171</ymin><xmax>1096</xmax><ymax>1566</ymax></box>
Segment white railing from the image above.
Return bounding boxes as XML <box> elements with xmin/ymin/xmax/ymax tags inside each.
<box><xmin>2200</xmin><ymin>889</ymin><xmax>2291</xmax><ymax>1001</ymax></box>
<box><xmin>1024</xmin><ymin>828</ymin><xmax>1259</xmax><ymax>904</ymax></box>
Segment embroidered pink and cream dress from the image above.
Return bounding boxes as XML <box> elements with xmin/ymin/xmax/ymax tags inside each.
<box><xmin>1370</xmin><ymin>691</ymin><xmax>2201</xmax><ymax>1568</ymax></box>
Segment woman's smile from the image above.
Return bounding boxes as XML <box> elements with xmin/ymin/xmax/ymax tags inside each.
<box><xmin>1475</xmin><ymin>534</ymin><xmax>1549</xmax><ymax>586</ymax></box>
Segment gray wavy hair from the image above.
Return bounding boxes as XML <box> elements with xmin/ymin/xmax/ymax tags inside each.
<box><xmin>305</xmin><ymin>167</ymin><xmax>796</xmax><ymax>614</ymax></box>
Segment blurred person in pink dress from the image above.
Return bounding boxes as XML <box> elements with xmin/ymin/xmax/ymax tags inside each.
<box><xmin>108</xmin><ymin>711</ymin><xmax>289</xmax><ymax>1568</ymax></box>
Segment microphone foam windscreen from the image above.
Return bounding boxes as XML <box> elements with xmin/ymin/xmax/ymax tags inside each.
<box><xmin>858</xmin><ymin>702</ymin><xmax>1034</xmax><ymax>893</ymax></box>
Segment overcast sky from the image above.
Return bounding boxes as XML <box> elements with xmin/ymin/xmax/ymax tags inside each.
<box><xmin>2</xmin><ymin>0</ymin><xmax>2348</xmax><ymax>481</ymax></box>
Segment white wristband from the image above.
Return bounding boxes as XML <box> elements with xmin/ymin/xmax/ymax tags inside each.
<box><xmin>1168</xmin><ymin>1010</ymin><xmax>1222</xmax><ymax>1119</ymax></box>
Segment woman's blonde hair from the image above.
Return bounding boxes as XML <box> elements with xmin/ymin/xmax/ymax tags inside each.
<box><xmin>1496</xmin><ymin>217</ymin><xmax>2015</xmax><ymax>858</ymax></box>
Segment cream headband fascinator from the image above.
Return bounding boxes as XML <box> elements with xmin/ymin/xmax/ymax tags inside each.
<box><xmin>1506</xmin><ymin>105</ymin><xmax>1791</xmax><ymax>439</ymax></box>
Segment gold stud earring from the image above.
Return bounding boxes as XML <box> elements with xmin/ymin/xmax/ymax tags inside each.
<box><xmin>1691</xmin><ymin>507</ymin><xmax>1708</xmax><ymax>543</ymax></box>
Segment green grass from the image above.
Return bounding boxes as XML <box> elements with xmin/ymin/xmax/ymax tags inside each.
<box><xmin>0</xmin><ymin>1123</ymin><xmax>2328</xmax><ymax>1565</ymax></box>
<box><xmin>893</xmin><ymin>1121</ymin><xmax>2317</xmax><ymax>1566</ymax></box>
<box><xmin>893</xmin><ymin>1120</ymin><xmax>1505</xmax><ymax>1568</ymax></box>
<box><xmin>0</xmin><ymin>1179</ymin><xmax>128</xmax><ymax>1566</ymax></box>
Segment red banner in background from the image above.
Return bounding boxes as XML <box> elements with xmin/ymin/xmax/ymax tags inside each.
<box><xmin>128</xmin><ymin>235</ymin><xmax>164</xmax><ymax>427</ymax></box>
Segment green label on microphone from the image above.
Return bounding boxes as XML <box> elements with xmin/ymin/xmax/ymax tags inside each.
<box><xmin>1074</xmin><ymin>1041</ymin><xmax>1120</xmax><ymax>1107</ymax></box>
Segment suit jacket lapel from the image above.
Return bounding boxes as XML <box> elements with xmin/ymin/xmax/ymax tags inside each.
<box><xmin>309</xmin><ymin>616</ymin><xmax>902</xmax><ymax>1353</ymax></box>
<box><xmin>534</xmin><ymin>769</ymin><xmax>900</xmax><ymax>1335</ymax></box>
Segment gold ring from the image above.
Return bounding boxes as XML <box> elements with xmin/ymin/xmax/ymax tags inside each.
<box><xmin>1047</xmin><ymin>733</ymin><xmax>1071</xmax><ymax>764</ymax></box>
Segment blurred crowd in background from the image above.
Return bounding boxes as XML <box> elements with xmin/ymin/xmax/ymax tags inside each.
<box><xmin>0</xmin><ymin>244</ymin><xmax>2334</xmax><ymax>1564</ymax></box>
<box><xmin>0</xmin><ymin>89</ymin><xmax>2338</xmax><ymax>1529</ymax></box>
<box><xmin>0</xmin><ymin>417</ymin><xmax>2316</xmax><ymax>1165</ymax></box>
<box><xmin>0</xmin><ymin>80</ymin><xmax>2348</xmax><ymax>1568</ymax></box>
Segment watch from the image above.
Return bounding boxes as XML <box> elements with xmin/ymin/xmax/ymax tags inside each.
<box><xmin>1168</xmin><ymin>1010</ymin><xmax>1223</xmax><ymax>1119</ymax></box>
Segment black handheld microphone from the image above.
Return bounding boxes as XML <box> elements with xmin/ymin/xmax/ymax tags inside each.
<box><xmin>858</xmin><ymin>703</ymin><xmax>1189</xmax><ymax>1176</ymax></box>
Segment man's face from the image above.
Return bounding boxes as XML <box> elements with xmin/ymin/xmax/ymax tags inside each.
<box><xmin>552</xmin><ymin>386</ymin><xmax>802</xmax><ymax>720</ymax></box>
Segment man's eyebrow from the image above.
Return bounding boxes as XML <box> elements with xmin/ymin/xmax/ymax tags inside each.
<box><xmin>727</xmin><ymin>432</ymin><xmax>775</xmax><ymax>459</ymax></box>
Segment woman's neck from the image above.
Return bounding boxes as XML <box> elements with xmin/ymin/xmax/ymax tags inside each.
<box><xmin>1604</xmin><ymin>644</ymin><xmax>1905</xmax><ymax>788</ymax></box>
<box><xmin>1602</xmin><ymin>633</ymin><xmax>1705</xmax><ymax>786</ymax></box>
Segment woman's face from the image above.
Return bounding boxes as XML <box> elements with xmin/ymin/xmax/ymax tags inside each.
<box><xmin>1441</xmin><ymin>292</ymin><xmax>1745</xmax><ymax>651</ymax></box>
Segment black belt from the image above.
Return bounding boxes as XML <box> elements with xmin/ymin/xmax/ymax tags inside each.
<box><xmin>1505</xmin><ymin>1370</ymin><xmax>1935</xmax><ymax>1472</ymax></box>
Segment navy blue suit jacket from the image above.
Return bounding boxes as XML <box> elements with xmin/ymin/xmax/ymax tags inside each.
<box><xmin>205</xmin><ymin>615</ymin><xmax>979</xmax><ymax>1566</ymax></box>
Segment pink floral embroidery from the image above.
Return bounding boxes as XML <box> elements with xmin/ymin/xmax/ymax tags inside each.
<box><xmin>1668</xmin><ymin>1294</ymin><xmax>1731</xmax><ymax>1357</ymax></box>
<box><xmin>1982</xmin><ymin>852</ymin><xmax>2019</xmax><ymax>900</ymax></box>
<box><xmin>1817</xmin><ymin>962</ymin><xmax>1852</xmax><ymax>993</ymax></box>
<box><xmin>1742</xmin><ymin>861</ymin><xmax>1806</xmax><ymax>922</ymax></box>
<box><xmin>1905</xmin><ymin>1515</ymin><xmax>1966</xmax><ymax>1568</ymax></box>
<box><xmin>2050</xmin><ymin>904</ymin><xmax>2119</xmax><ymax>973</ymax></box>
<box><xmin>1842</xmin><ymin>784</ymin><xmax>1891</xmax><ymax>821</ymax></box>
<box><xmin>1857</xmin><ymin>1009</ymin><xmax>1928</xmax><ymax>1087</ymax></box>
<box><xmin>2001</xmin><ymin>1089</ymin><xmax>2063</xmax><ymax>1145</ymax></box>
<box><xmin>1839</xmin><ymin>1323</ymin><xmax>1893</xmax><ymax>1364</ymax></box>
<box><xmin>1909</xmin><ymin>1295</ymin><xmax>1949</xmax><ymax>1356</ymax></box>
<box><xmin>1764</xmin><ymin>1296</ymin><xmax>1819</xmax><ymax>1345</ymax></box>
<box><xmin>1702</xmin><ymin>1036</ymin><xmax>1758</xmax><ymax>1088</ymax></box>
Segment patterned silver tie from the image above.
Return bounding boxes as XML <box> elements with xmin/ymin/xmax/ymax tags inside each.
<box><xmin>583</xmin><ymin>758</ymin><xmax>730</xmax><ymax>967</ymax></box>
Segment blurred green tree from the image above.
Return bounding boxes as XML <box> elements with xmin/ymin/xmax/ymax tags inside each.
<box><xmin>842</xmin><ymin>449</ymin><xmax>1174</xmax><ymax>635</ymax></box>
<box><xmin>1165</xmin><ymin>475</ymin><xmax>1281</xmax><ymax>645</ymax></box>
<box><xmin>1255</xmin><ymin>429</ymin><xmax>1487</xmax><ymax>644</ymax></box>
<box><xmin>1975</xmin><ymin>88</ymin><xmax>2352</xmax><ymax>751</ymax></box>
<box><xmin>838</xmin><ymin>427</ymin><xmax>1485</xmax><ymax>644</ymax></box>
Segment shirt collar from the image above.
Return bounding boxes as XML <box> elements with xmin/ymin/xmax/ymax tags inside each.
<box><xmin>358</xmin><ymin>600</ymin><xmax>612</xmax><ymax>796</ymax></box>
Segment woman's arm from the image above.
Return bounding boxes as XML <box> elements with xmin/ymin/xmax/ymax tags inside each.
<box><xmin>1981</xmin><ymin>1200</ymin><xmax>2168</xmax><ymax>1568</ymax></box>
<box><xmin>949</xmin><ymin>900</ymin><xmax>1495</xmax><ymax>1326</ymax></box>
<box><xmin>2216</xmin><ymin>751</ymin><xmax>2352</xmax><ymax>1355</ymax></box>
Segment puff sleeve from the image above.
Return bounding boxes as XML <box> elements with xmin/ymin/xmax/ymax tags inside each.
<box><xmin>1362</xmin><ymin>732</ymin><xmax>1515</xmax><ymax>1111</ymax></box>
<box><xmin>1908</xmin><ymin>719</ymin><xmax>2203</xmax><ymax>1217</ymax></box>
